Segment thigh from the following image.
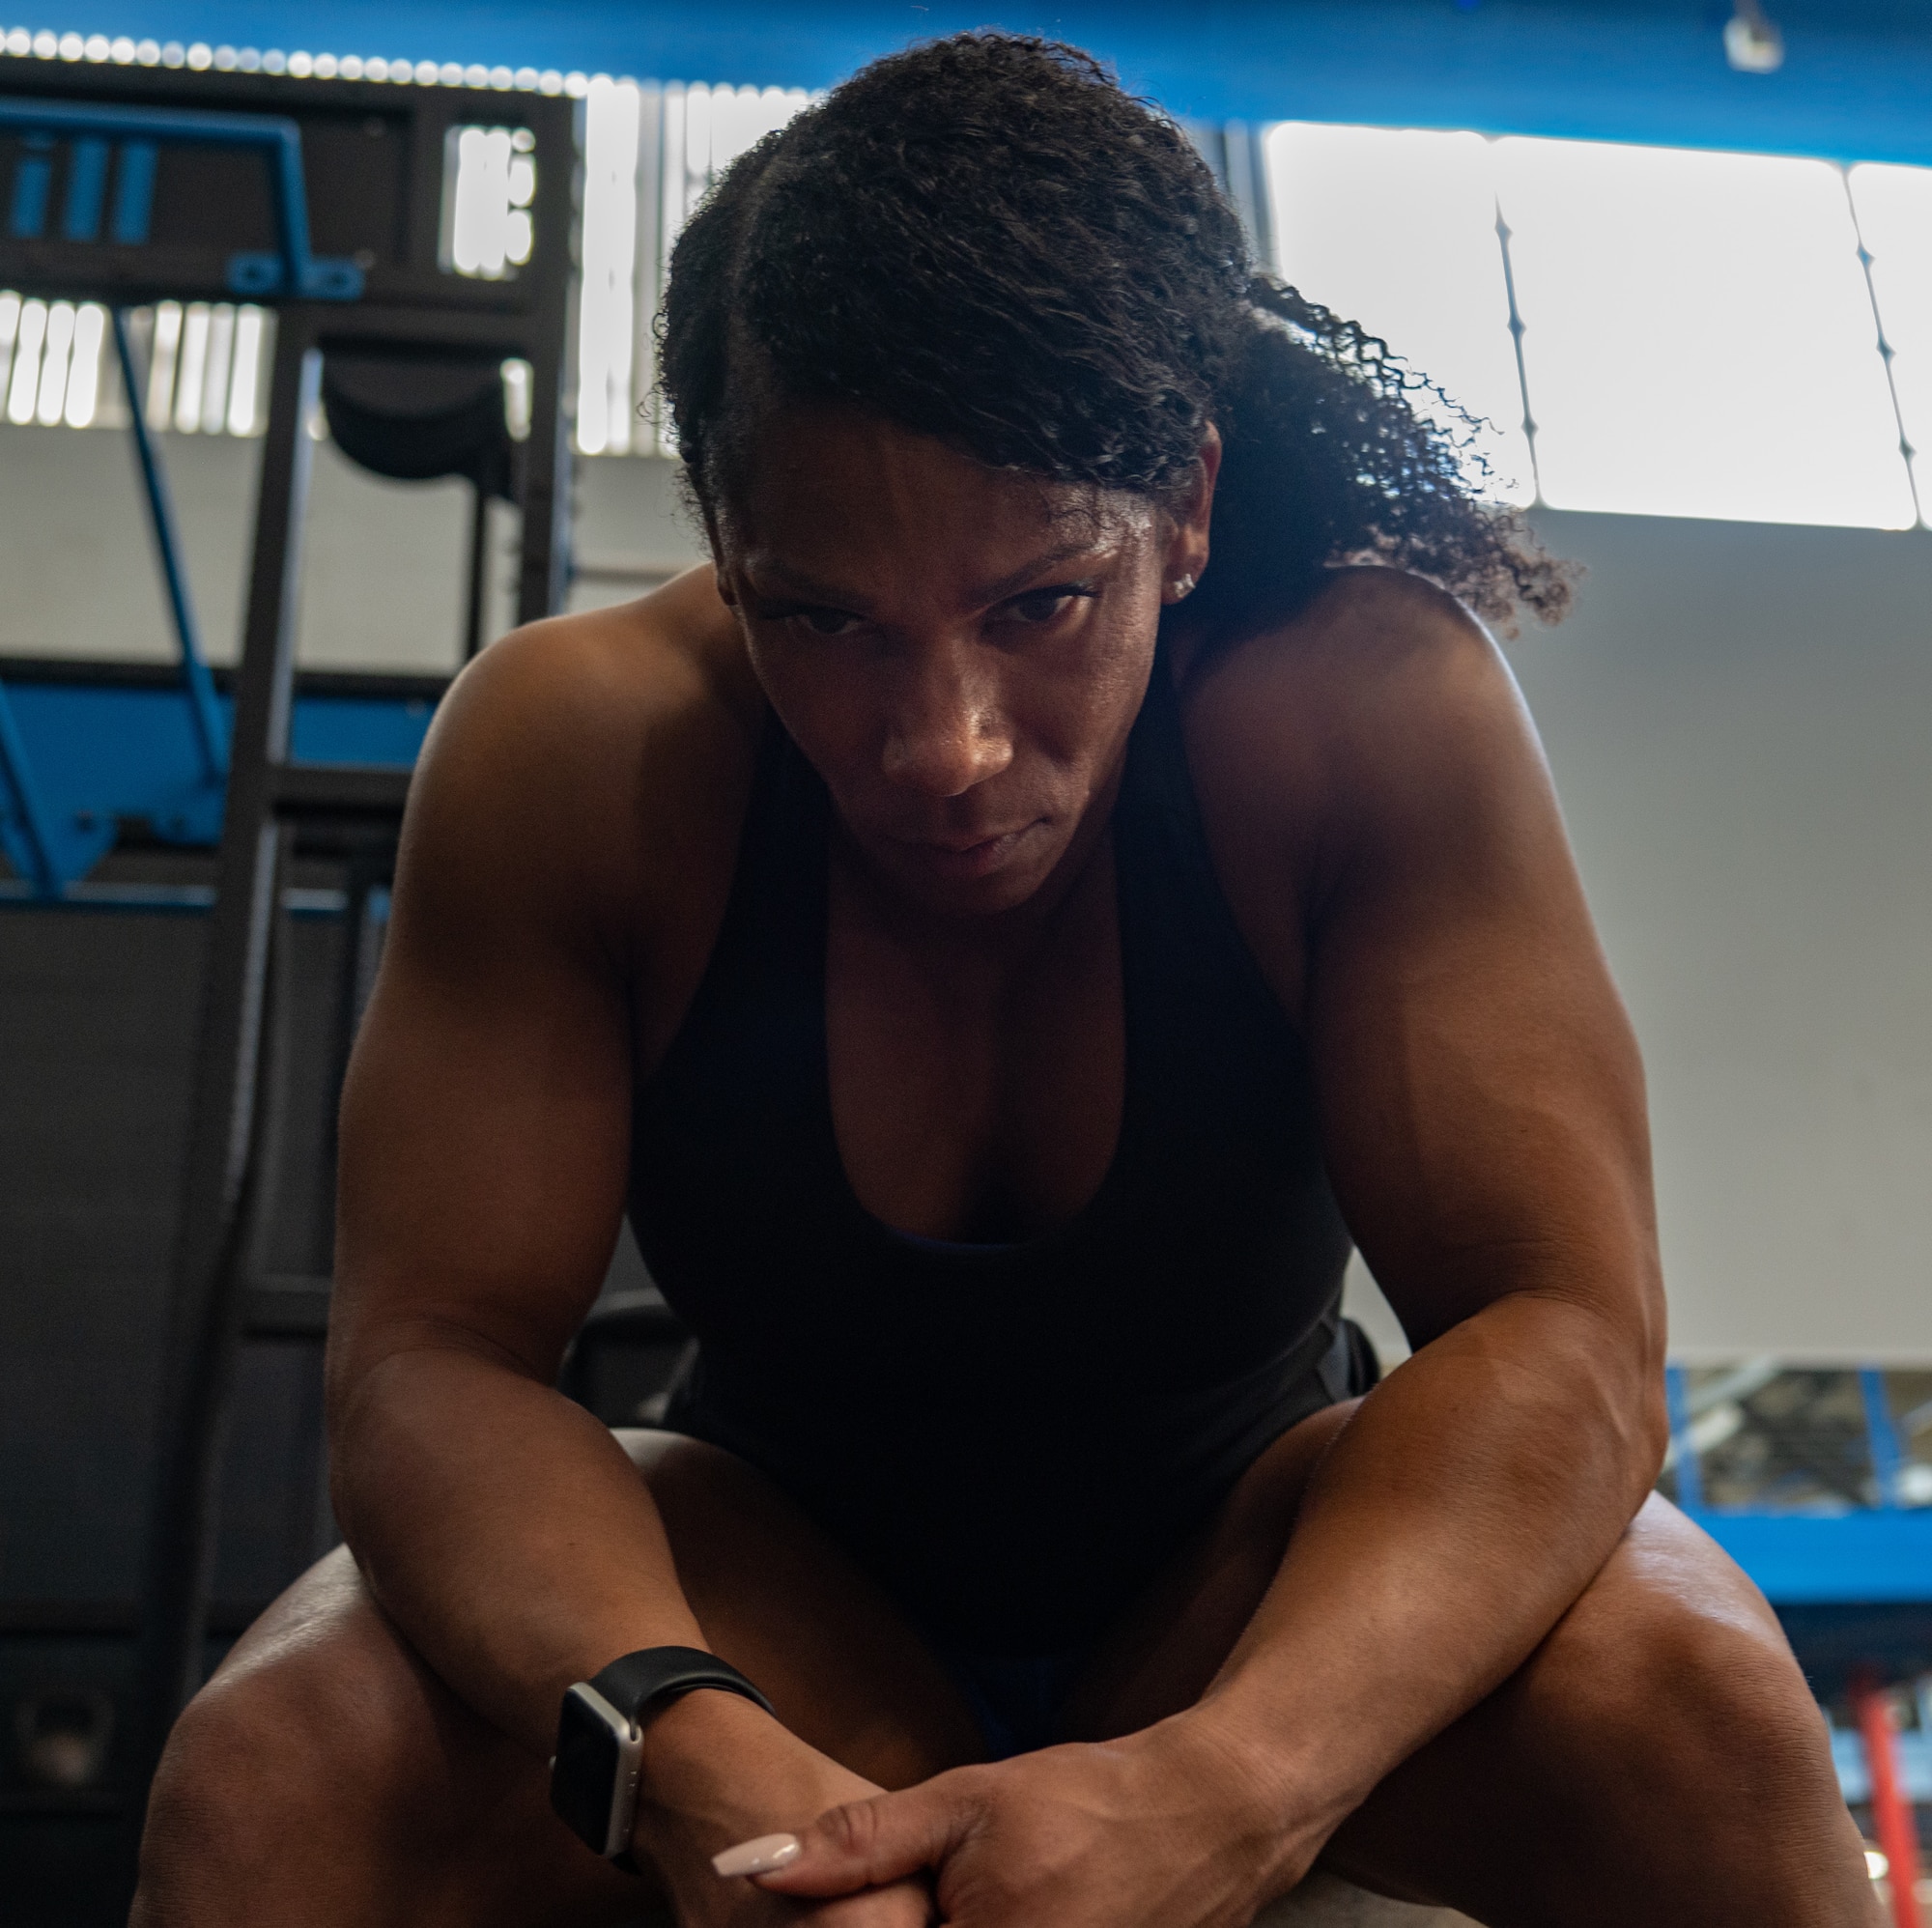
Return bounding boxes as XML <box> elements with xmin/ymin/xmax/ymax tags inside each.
<box><xmin>138</xmin><ymin>1541</ymin><xmax>643</xmax><ymax>1928</ymax></box>
<box><xmin>1063</xmin><ymin>1412</ymin><xmax>1874</xmax><ymax>1928</ymax></box>
<box><xmin>137</xmin><ymin>1430</ymin><xmax>984</xmax><ymax>1928</ymax></box>
<box><xmin>1320</xmin><ymin>1496</ymin><xmax>1876</xmax><ymax>1928</ymax></box>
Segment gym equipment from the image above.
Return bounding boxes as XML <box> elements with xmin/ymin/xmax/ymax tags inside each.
<box><xmin>0</xmin><ymin>85</ymin><xmax>369</xmax><ymax>896</ymax></box>
<box><xmin>320</xmin><ymin>344</ymin><xmax>517</xmax><ymax>659</ymax></box>
<box><xmin>1663</xmin><ymin>1364</ymin><xmax>1932</xmax><ymax>1603</ymax></box>
<box><xmin>559</xmin><ymin>1287</ymin><xmax>697</xmax><ymax>1428</ymax></box>
<box><xmin>111</xmin><ymin>304</ymin><xmax>225</xmax><ymax>783</ymax></box>
<box><xmin>1853</xmin><ymin>1670</ymin><xmax>1924</xmax><ymax>1928</ymax></box>
<box><xmin>0</xmin><ymin>93</ymin><xmax>364</xmax><ymax>298</ymax></box>
<box><xmin>0</xmin><ymin>49</ymin><xmax>574</xmax><ymax>1897</ymax></box>
<box><xmin>0</xmin><ymin>304</ymin><xmax>227</xmax><ymax>895</ymax></box>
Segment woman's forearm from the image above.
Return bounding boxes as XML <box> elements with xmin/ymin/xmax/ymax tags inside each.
<box><xmin>1181</xmin><ymin>1290</ymin><xmax>1664</xmax><ymax>1848</ymax></box>
<box><xmin>330</xmin><ymin>1343</ymin><xmax>708</xmax><ymax>1755</ymax></box>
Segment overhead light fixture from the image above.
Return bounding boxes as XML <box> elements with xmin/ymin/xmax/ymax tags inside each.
<box><xmin>1725</xmin><ymin>1</ymin><xmax>1784</xmax><ymax>73</ymax></box>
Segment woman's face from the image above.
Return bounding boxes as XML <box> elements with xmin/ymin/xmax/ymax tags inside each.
<box><xmin>712</xmin><ymin>402</ymin><xmax>1214</xmax><ymax>919</ymax></box>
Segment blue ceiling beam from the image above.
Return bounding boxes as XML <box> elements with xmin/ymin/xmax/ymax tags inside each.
<box><xmin>11</xmin><ymin>2</ymin><xmax>1932</xmax><ymax>165</ymax></box>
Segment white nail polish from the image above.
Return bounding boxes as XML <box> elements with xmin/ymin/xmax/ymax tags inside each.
<box><xmin>712</xmin><ymin>1831</ymin><xmax>802</xmax><ymax>1878</ymax></box>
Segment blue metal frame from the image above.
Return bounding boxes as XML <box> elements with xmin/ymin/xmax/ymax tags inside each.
<box><xmin>0</xmin><ymin>91</ymin><xmax>368</xmax><ymax>893</ymax></box>
<box><xmin>1699</xmin><ymin>1511</ymin><xmax>1932</xmax><ymax>1605</ymax></box>
<box><xmin>0</xmin><ymin>78</ymin><xmax>396</xmax><ymax>889</ymax></box>
<box><xmin>0</xmin><ymin>676</ymin><xmax>84</xmax><ymax>895</ymax></box>
<box><xmin>0</xmin><ymin>93</ymin><xmax>363</xmax><ymax>299</ymax></box>
<box><xmin>0</xmin><ymin>677</ymin><xmax>432</xmax><ymax>900</ymax></box>
<box><xmin>0</xmin><ymin>302</ymin><xmax>243</xmax><ymax>893</ymax></box>
<box><xmin>1664</xmin><ymin>1362</ymin><xmax>1705</xmax><ymax>1512</ymax></box>
<box><xmin>46</xmin><ymin>1</ymin><xmax>1932</xmax><ymax>168</ymax></box>
<box><xmin>109</xmin><ymin>306</ymin><xmax>227</xmax><ymax>786</ymax></box>
<box><xmin>1666</xmin><ymin>1362</ymin><xmax>1932</xmax><ymax>1604</ymax></box>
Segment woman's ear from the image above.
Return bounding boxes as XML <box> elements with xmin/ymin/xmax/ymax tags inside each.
<box><xmin>1161</xmin><ymin>424</ymin><xmax>1221</xmax><ymax>603</ymax></box>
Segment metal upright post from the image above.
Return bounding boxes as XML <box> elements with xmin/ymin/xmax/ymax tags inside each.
<box><xmin>517</xmin><ymin>261</ymin><xmax>573</xmax><ymax>626</ymax></box>
<box><xmin>0</xmin><ymin>676</ymin><xmax>64</xmax><ymax>895</ymax></box>
<box><xmin>1663</xmin><ymin>1365</ymin><xmax>1705</xmax><ymax>1512</ymax></box>
<box><xmin>111</xmin><ymin>305</ymin><xmax>227</xmax><ymax>783</ymax></box>
<box><xmin>127</xmin><ymin>315</ymin><xmax>322</xmax><ymax>1818</ymax></box>
<box><xmin>1854</xmin><ymin>1670</ymin><xmax>1924</xmax><ymax>1928</ymax></box>
<box><xmin>1862</xmin><ymin>1368</ymin><xmax>1909</xmax><ymax>1509</ymax></box>
<box><xmin>463</xmin><ymin>477</ymin><xmax>492</xmax><ymax>659</ymax></box>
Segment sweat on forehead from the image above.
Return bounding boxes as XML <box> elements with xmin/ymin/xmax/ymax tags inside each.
<box><xmin>710</xmin><ymin>400</ymin><xmax>1151</xmax><ymax>558</ymax></box>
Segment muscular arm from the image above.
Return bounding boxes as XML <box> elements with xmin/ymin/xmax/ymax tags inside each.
<box><xmin>325</xmin><ymin>584</ymin><xmax>951</xmax><ymax>1928</ymax></box>
<box><xmin>1183</xmin><ymin>569</ymin><xmax>1668</xmax><ymax>1858</ymax></box>
<box><xmin>327</xmin><ymin>595</ymin><xmax>739</xmax><ymax>1754</ymax></box>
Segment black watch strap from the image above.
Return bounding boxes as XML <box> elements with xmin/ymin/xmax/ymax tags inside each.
<box><xmin>590</xmin><ymin>1646</ymin><xmax>776</xmax><ymax>1729</ymax></box>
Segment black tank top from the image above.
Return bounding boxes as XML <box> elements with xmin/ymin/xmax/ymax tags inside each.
<box><xmin>630</xmin><ymin>654</ymin><xmax>1354</xmax><ymax>1654</ymax></box>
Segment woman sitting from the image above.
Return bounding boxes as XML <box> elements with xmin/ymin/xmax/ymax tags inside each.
<box><xmin>135</xmin><ymin>33</ymin><xmax>1872</xmax><ymax>1928</ymax></box>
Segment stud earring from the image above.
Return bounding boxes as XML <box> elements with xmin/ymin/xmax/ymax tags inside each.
<box><xmin>1167</xmin><ymin>573</ymin><xmax>1197</xmax><ymax>601</ymax></box>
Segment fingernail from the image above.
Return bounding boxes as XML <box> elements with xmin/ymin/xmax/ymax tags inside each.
<box><xmin>712</xmin><ymin>1832</ymin><xmax>802</xmax><ymax>1878</ymax></box>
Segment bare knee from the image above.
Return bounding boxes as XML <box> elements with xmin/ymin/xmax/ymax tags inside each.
<box><xmin>136</xmin><ymin>1662</ymin><xmax>325</xmax><ymax>1920</ymax></box>
<box><xmin>1531</xmin><ymin>1505</ymin><xmax>1864</xmax><ymax>1895</ymax></box>
<box><xmin>132</xmin><ymin>1551</ymin><xmax>483</xmax><ymax>1925</ymax></box>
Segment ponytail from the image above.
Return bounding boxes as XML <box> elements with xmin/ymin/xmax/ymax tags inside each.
<box><xmin>663</xmin><ymin>32</ymin><xmax>1573</xmax><ymax>638</ymax></box>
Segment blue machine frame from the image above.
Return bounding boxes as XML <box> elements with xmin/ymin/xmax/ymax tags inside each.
<box><xmin>0</xmin><ymin>674</ymin><xmax>434</xmax><ymax>904</ymax></box>
<box><xmin>1666</xmin><ymin>1365</ymin><xmax>1932</xmax><ymax>1606</ymax></box>
<box><xmin>0</xmin><ymin>85</ymin><xmax>373</xmax><ymax>897</ymax></box>
<box><xmin>0</xmin><ymin>93</ymin><xmax>364</xmax><ymax>299</ymax></box>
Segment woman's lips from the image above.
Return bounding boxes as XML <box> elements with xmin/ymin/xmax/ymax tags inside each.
<box><xmin>900</xmin><ymin>823</ymin><xmax>1034</xmax><ymax>880</ymax></box>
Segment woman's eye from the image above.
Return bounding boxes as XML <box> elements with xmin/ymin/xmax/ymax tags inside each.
<box><xmin>1005</xmin><ymin>588</ymin><xmax>1079</xmax><ymax>626</ymax></box>
<box><xmin>790</xmin><ymin>608</ymin><xmax>862</xmax><ymax>638</ymax></box>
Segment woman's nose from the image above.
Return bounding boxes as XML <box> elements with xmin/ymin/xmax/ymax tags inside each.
<box><xmin>879</xmin><ymin>652</ymin><xmax>1014</xmax><ymax>798</ymax></box>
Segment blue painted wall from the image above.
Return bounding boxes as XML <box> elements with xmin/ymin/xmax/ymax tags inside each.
<box><xmin>11</xmin><ymin>2</ymin><xmax>1932</xmax><ymax>166</ymax></box>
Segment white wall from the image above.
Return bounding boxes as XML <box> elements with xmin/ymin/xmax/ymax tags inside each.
<box><xmin>1507</xmin><ymin>511</ymin><xmax>1932</xmax><ymax>1362</ymax></box>
<box><xmin>0</xmin><ymin>421</ymin><xmax>703</xmax><ymax>670</ymax></box>
<box><xmin>1350</xmin><ymin>511</ymin><xmax>1932</xmax><ymax>1367</ymax></box>
<box><xmin>5</xmin><ymin>424</ymin><xmax>1930</xmax><ymax>1358</ymax></box>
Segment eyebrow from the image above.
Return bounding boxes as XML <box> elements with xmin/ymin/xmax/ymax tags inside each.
<box><xmin>747</xmin><ymin>537</ymin><xmax>1117</xmax><ymax>612</ymax></box>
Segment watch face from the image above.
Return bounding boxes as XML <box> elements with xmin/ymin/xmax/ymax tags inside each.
<box><xmin>552</xmin><ymin>1687</ymin><xmax>624</xmax><ymax>1853</ymax></box>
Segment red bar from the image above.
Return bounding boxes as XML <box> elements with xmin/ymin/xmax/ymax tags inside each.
<box><xmin>1854</xmin><ymin>1669</ymin><xmax>1923</xmax><ymax>1928</ymax></box>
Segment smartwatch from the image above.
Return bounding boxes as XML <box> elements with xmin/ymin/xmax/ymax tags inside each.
<box><xmin>549</xmin><ymin>1646</ymin><xmax>776</xmax><ymax>1862</ymax></box>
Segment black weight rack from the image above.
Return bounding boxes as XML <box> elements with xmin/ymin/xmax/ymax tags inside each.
<box><xmin>0</xmin><ymin>50</ymin><xmax>577</xmax><ymax>1885</ymax></box>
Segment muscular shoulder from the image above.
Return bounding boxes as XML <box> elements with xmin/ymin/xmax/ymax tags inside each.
<box><xmin>396</xmin><ymin>566</ymin><xmax>759</xmax><ymax>973</ymax></box>
<box><xmin>1187</xmin><ymin>564</ymin><xmax>1516</xmax><ymax>771</ymax></box>
<box><xmin>1179</xmin><ymin>567</ymin><xmax>1547</xmax><ymax>1008</ymax></box>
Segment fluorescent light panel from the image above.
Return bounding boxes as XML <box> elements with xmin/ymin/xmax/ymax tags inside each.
<box><xmin>0</xmin><ymin>20</ymin><xmax>589</xmax><ymax>93</ymax></box>
<box><xmin>0</xmin><ymin>293</ymin><xmax>266</xmax><ymax>437</ymax></box>
<box><xmin>63</xmin><ymin>301</ymin><xmax>104</xmax><ymax>426</ymax></box>
<box><xmin>448</xmin><ymin>125</ymin><xmax>536</xmax><ymax>281</ymax></box>
<box><xmin>7</xmin><ymin>298</ymin><xmax>46</xmax><ymax>422</ymax></box>
<box><xmin>576</xmin><ymin>78</ymin><xmax>642</xmax><ymax>456</ymax></box>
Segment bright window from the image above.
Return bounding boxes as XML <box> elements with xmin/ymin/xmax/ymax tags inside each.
<box><xmin>1265</xmin><ymin>123</ymin><xmax>1532</xmax><ymax>505</ymax></box>
<box><xmin>647</xmin><ymin>82</ymin><xmax>811</xmax><ymax>453</ymax></box>
<box><xmin>1848</xmin><ymin>162</ymin><xmax>1932</xmax><ymax>516</ymax></box>
<box><xmin>576</xmin><ymin>77</ymin><xmax>642</xmax><ymax>457</ymax></box>
<box><xmin>445</xmin><ymin>125</ymin><xmax>537</xmax><ymax>282</ymax></box>
<box><xmin>1494</xmin><ymin>138</ymin><xmax>1913</xmax><ymax>528</ymax></box>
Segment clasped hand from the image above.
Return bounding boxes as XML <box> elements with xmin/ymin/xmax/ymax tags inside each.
<box><xmin>711</xmin><ymin>1722</ymin><xmax>1300</xmax><ymax>1928</ymax></box>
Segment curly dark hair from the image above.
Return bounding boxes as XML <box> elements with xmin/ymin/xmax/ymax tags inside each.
<box><xmin>659</xmin><ymin>32</ymin><xmax>1572</xmax><ymax>635</ymax></box>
